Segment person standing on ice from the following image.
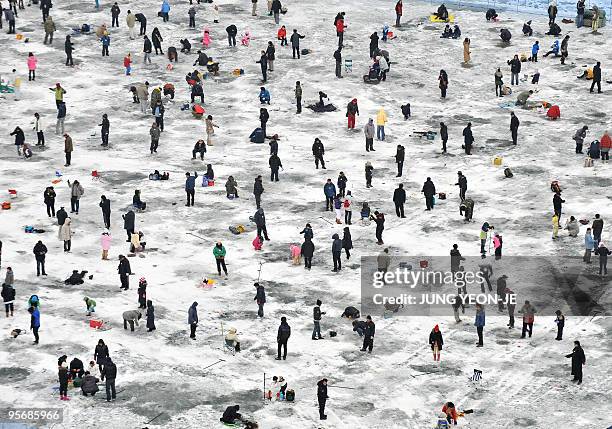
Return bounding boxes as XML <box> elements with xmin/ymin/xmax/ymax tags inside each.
<box><xmin>565</xmin><ymin>341</ymin><xmax>585</xmax><ymax>384</ymax></box>
<box><xmin>494</xmin><ymin>68</ymin><xmax>503</xmax><ymax>97</ymax></box>
<box><xmin>151</xmin><ymin>27</ymin><xmax>163</xmax><ymax>55</ymax></box>
<box><xmin>312</xmin><ymin>138</ymin><xmax>326</xmax><ymax>169</ymax></box>
<box><xmin>361</xmin><ymin>315</ymin><xmax>375</xmax><ymax>353</ymax></box>
<box><xmin>393</xmin><ymin>184</ymin><xmax>406</xmax><ymax>218</ymax></box>
<box><xmin>596</xmin><ymin>242</ymin><xmax>611</xmax><ymax>275</ymax></box>
<box><xmin>254</xmin><ymin>208</ymin><xmax>270</xmax><ymax>240</ymax></box>
<box><xmin>301</xmin><ymin>237</ymin><xmax>314</xmax><ymax>270</ymax></box>
<box><xmin>111</xmin><ymin>2</ymin><xmax>120</xmax><ymax>27</ymax></box>
<box><xmin>335</xmin><ymin>12</ymin><xmax>345</xmax><ymax>47</ymax></box>
<box><xmin>519</xmin><ymin>300</ymin><xmax>536</xmax><ymax>338</ymax></box>
<box><xmin>276</xmin><ymin>316</ymin><xmax>291</xmax><ymax>360</ymax></box>
<box><xmin>29</xmin><ymin>304</ymin><xmax>40</xmax><ymax>344</ymax></box>
<box><xmin>214</xmin><ymin>242</ymin><xmax>228</xmax><ymax>277</ymax></box>
<box><xmin>64</xmin><ymin>35</ymin><xmax>75</xmax><ymax>66</ymax></box>
<box><xmin>99</xmin><ymin>196</ymin><xmax>111</xmax><ymax>229</ymax></box>
<box><xmin>369</xmin><ymin>31</ymin><xmax>379</xmax><ymax>58</ymax></box>
<box><xmin>592</xmin><ymin>214</ymin><xmax>603</xmax><ymax>246</ymax></box>
<box><xmin>332</xmin><ymin>233</ymin><xmax>342</xmax><ymax>271</ymax></box>
<box><xmin>122</xmin><ymin>209</ymin><xmax>135</xmax><ymax>241</ymax></box>
<box><xmin>312</xmin><ymin>299</ymin><xmax>325</xmax><ymax>339</ymax></box>
<box><xmin>429</xmin><ymin>325</ymin><xmax>443</xmax><ymax>361</ymax></box>
<box><xmin>365</xmin><ymin>162</ymin><xmax>374</xmax><ymax>188</ymax></box>
<box><xmin>253</xmin><ymin>175</ymin><xmax>264</xmax><ymax>209</ymax></box>
<box><xmin>554</xmin><ymin>310</ymin><xmax>565</xmax><ymax>340</ymax></box>
<box><xmin>462</xmin><ymin>122</ymin><xmax>474</xmax><ymax>155</ymax></box>
<box><xmin>455</xmin><ymin>171</ymin><xmax>467</xmax><ymax>201</ymax></box>
<box><xmin>269</xmin><ymin>153</ymin><xmax>282</xmax><ymax>182</ymax></box>
<box><xmin>376</xmin><ymin>108</ymin><xmax>387</xmax><ymax>141</ymax></box>
<box><xmin>510</xmin><ymin>112</ymin><xmax>520</xmax><ymax>145</ymax></box>
<box><xmin>271</xmin><ymin>0</ymin><xmax>282</xmax><ymax>24</ymax></box>
<box><xmin>184</xmin><ymin>172</ymin><xmax>197</xmax><ymax>207</ymax></box>
<box><xmin>346</xmin><ymin>98</ymin><xmax>359</xmax><ymax>129</ymax></box>
<box><xmin>290</xmin><ymin>29</ymin><xmax>304</xmax><ymax>59</ymax></box>
<box><xmin>256</xmin><ymin>50</ymin><xmax>268</xmax><ymax>82</ymax></box>
<box><xmin>474</xmin><ymin>303</ymin><xmax>485</xmax><ymax>347</ymax></box>
<box><xmin>370</xmin><ymin>211</ymin><xmax>385</xmax><ymax>245</ymax></box>
<box><xmin>364</xmin><ymin>118</ymin><xmax>375</xmax><ymax>151</ymax></box>
<box><xmin>422</xmin><ymin>177</ymin><xmax>436</xmax><ymax>211</ymax></box>
<box><xmin>395</xmin><ymin>0</ymin><xmax>403</xmax><ymax>27</ymax></box>
<box><xmin>334</xmin><ymin>47</ymin><xmax>342</xmax><ymax>78</ymax></box>
<box><xmin>254</xmin><ymin>283</ymin><xmax>266</xmax><ymax>317</ymax></box>
<box><xmin>553</xmin><ymin>192</ymin><xmax>565</xmax><ymax>221</ymax></box>
<box><xmin>117</xmin><ymin>254</ymin><xmax>132</xmax><ymax>290</ymax></box>
<box><xmin>188</xmin><ymin>302</ymin><xmax>198</xmax><ymax>339</ymax></box>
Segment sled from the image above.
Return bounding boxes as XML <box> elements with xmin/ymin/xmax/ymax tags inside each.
<box><xmin>412</xmin><ymin>131</ymin><xmax>436</xmax><ymax>140</ymax></box>
<box><xmin>229</xmin><ymin>225</ymin><xmax>245</xmax><ymax>235</ymax></box>
<box><xmin>429</xmin><ymin>14</ymin><xmax>455</xmax><ymax>23</ymax></box>
<box><xmin>89</xmin><ymin>319</ymin><xmax>111</xmax><ymax>331</ymax></box>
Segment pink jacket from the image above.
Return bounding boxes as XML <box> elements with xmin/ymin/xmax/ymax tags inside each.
<box><xmin>27</xmin><ymin>56</ymin><xmax>38</xmax><ymax>71</ymax></box>
<box><xmin>202</xmin><ymin>30</ymin><xmax>211</xmax><ymax>47</ymax></box>
<box><xmin>252</xmin><ymin>236</ymin><xmax>263</xmax><ymax>250</ymax></box>
<box><xmin>290</xmin><ymin>244</ymin><xmax>300</xmax><ymax>258</ymax></box>
<box><xmin>493</xmin><ymin>236</ymin><xmax>501</xmax><ymax>249</ymax></box>
<box><xmin>101</xmin><ymin>234</ymin><xmax>112</xmax><ymax>250</ymax></box>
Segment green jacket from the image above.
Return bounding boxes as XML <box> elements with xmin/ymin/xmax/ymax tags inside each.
<box><xmin>213</xmin><ymin>246</ymin><xmax>226</xmax><ymax>259</ymax></box>
<box><xmin>85</xmin><ymin>298</ymin><xmax>96</xmax><ymax>308</ymax></box>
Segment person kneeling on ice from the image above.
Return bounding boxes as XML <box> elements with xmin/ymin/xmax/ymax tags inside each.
<box><xmin>442</xmin><ymin>402</ymin><xmax>458</xmax><ymax>425</ymax></box>
<box><xmin>272</xmin><ymin>376</ymin><xmax>288</xmax><ymax>400</ymax></box>
<box><xmin>342</xmin><ymin>305</ymin><xmax>361</xmax><ymax>319</ymax></box>
<box><xmin>441</xmin><ymin>24</ymin><xmax>452</xmax><ymax>38</ymax></box>
<box><xmin>352</xmin><ymin>319</ymin><xmax>367</xmax><ymax>336</ymax></box>
<box><xmin>220</xmin><ymin>405</ymin><xmax>242</xmax><ymax>424</ymax></box>
<box><xmin>225</xmin><ymin>327</ymin><xmax>241</xmax><ymax>353</ymax></box>
<box><xmin>252</xmin><ymin>235</ymin><xmax>263</xmax><ymax>251</ymax></box>
<box><xmin>259</xmin><ymin>87</ymin><xmax>271</xmax><ymax>104</ymax></box>
<box><xmin>515</xmin><ymin>90</ymin><xmax>533</xmax><ymax>106</ymax></box>
<box><xmin>459</xmin><ymin>198</ymin><xmax>474</xmax><ymax>222</ymax></box>
<box><xmin>81</xmin><ymin>371</ymin><xmax>99</xmax><ymax>396</ymax></box>
<box><xmin>65</xmin><ymin>270</ymin><xmax>88</xmax><ymax>285</ymax></box>
<box><xmin>84</xmin><ymin>297</ymin><xmax>96</xmax><ymax>316</ymax></box>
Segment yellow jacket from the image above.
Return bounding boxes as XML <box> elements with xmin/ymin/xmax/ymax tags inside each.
<box><xmin>376</xmin><ymin>109</ymin><xmax>387</xmax><ymax>126</ymax></box>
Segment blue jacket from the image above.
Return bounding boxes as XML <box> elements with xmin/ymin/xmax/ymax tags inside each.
<box><xmin>31</xmin><ymin>308</ymin><xmax>41</xmax><ymax>328</ymax></box>
<box><xmin>323</xmin><ymin>183</ymin><xmax>336</xmax><ymax>198</ymax></box>
<box><xmin>334</xmin><ymin>198</ymin><xmax>342</xmax><ymax>210</ymax></box>
<box><xmin>259</xmin><ymin>89</ymin><xmax>270</xmax><ymax>102</ymax></box>
<box><xmin>531</xmin><ymin>43</ymin><xmax>539</xmax><ymax>55</ymax></box>
<box><xmin>185</xmin><ymin>173</ymin><xmax>198</xmax><ymax>190</ymax></box>
<box><xmin>585</xmin><ymin>233</ymin><xmax>595</xmax><ymax>250</ymax></box>
<box><xmin>551</xmin><ymin>40</ymin><xmax>559</xmax><ymax>53</ymax></box>
<box><xmin>101</xmin><ymin>35</ymin><xmax>110</xmax><ymax>46</ymax></box>
<box><xmin>161</xmin><ymin>0</ymin><xmax>170</xmax><ymax>13</ymax></box>
<box><xmin>475</xmin><ymin>309</ymin><xmax>485</xmax><ymax>327</ymax></box>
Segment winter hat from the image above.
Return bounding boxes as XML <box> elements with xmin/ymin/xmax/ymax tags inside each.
<box><xmin>434</xmin><ymin>324</ymin><xmax>439</xmax><ymax>332</ymax></box>
<box><xmin>316</xmin><ymin>299</ymin><xmax>322</xmax><ymax>306</ymax></box>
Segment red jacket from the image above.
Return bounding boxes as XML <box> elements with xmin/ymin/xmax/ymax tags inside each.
<box><xmin>277</xmin><ymin>27</ymin><xmax>286</xmax><ymax>39</ymax></box>
<box><xmin>335</xmin><ymin>19</ymin><xmax>345</xmax><ymax>33</ymax></box>
<box><xmin>600</xmin><ymin>134</ymin><xmax>612</xmax><ymax>150</ymax></box>
<box><xmin>395</xmin><ymin>1</ymin><xmax>403</xmax><ymax>15</ymax></box>
<box><xmin>442</xmin><ymin>404</ymin><xmax>457</xmax><ymax>422</ymax></box>
<box><xmin>123</xmin><ymin>56</ymin><xmax>131</xmax><ymax>67</ymax></box>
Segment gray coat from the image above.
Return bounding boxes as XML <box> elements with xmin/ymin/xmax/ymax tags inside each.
<box><xmin>122</xmin><ymin>310</ymin><xmax>141</xmax><ymax>323</ymax></box>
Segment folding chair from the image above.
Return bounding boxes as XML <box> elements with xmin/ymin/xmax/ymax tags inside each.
<box><xmin>469</xmin><ymin>369</ymin><xmax>482</xmax><ymax>382</ymax></box>
<box><xmin>224</xmin><ymin>339</ymin><xmax>236</xmax><ymax>356</ymax></box>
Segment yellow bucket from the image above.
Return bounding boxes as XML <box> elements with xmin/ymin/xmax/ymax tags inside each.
<box><xmin>493</xmin><ymin>157</ymin><xmax>503</xmax><ymax>166</ymax></box>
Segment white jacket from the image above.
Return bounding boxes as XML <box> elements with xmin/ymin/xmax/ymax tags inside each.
<box><xmin>59</xmin><ymin>219</ymin><xmax>72</xmax><ymax>241</ymax></box>
<box><xmin>34</xmin><ymin>117</ymin><xmax>44</xmax><ymax>132</ymax></box>
<box><xmin>379</xmin><ymin>56</ymin><xmax>389</xmax><ymax>72</ymax></box>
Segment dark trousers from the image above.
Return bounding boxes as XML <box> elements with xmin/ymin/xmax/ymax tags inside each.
<box><xmin>65</xmin><ymin>152</ymin><xmax>72</xmax><ymax>166</ymax></box>
<box><xmin>155</xmin><ymin>116</ymin><xmax>164</xmax><ymax>131</ymax></box>
<box><xmin>395</xmin><ymin>203</ymin><xmax>404</xmax><ymax>217</ymax></box>
<box><xmin>36</xmin><ymin>259</ymin><xmax>46</xmax><ymax>276</ymax></box>
<box><xmin>337</xmin><ymin>32</ymin><xmax>343</xmax><ymax>47</ymax></box>
<box><xmin>37</xmin><ymin>131</ymin><xmax>45</xmax><ymax>145</ymax></box>
<box><xmin>46</xmin><ymin>203</ymin><xmax>55</xmax><ymax>217</ymax></box>
<box><xmin>296</xmin><ymin>96</ymin><xmax>301</xmax><ymax>113</ymax></box>
<box><xmin>511</xmin><ymin>128</ymin><xmax>518</xmax><ymax>145</ymax></box>
<box><xmin>261</xmin><ymin>67</ymin><xmax>267</xmax><ymax>82</ymax></box>
<box><xmin>277</xmin><ymin>340</ymin><xmax>287</xmax><ymax>359</ymax></box>
<box><xmin>442</xmin><ymin>139</ymin><xmax>447</xmax><ymax>152</ymax></box>
<box><xmin>304</xmin><ymin>257</ymin><xmax>312</xmax><ymax>269</ymax></box>
<box><xmin>70</xmin><ymin>197</ymin><xmax>79</xmax><ymax>213</ymax></box>
<box><xmin>280</xmin><ymin>37</ymin><xmax>287</xmax><ymax>46</ymax></box>
<box><xmin>312</xmin><ymin>321</ymin><xmax>321</xmax><ymax>339</ymax></box>
<box><xmin>532</xmin><ymin>53</ymin><xmax>537</xmax><ymax>62</ymax></box>
<box><xmin>63</xmin><ymin>240</ymin><xmax>71</xmax><ymax>252</ymax></box>
<box><xmin>345</xmin><ymin>210</ymin><xmax>352</xmax><ymax>225</ymax></box>
<box><xmin>333</xmin><ymin>251</ymin><xmax>341</xmax><ymax>271</ymax></box>
<box><xmin>102</xmin><ymin>133</ymin><xmax>109</xmax><ymax>146</ymax></box>
<box><xmin>335</xmin><ymin>60</ymin><xmax>341</xmax><ymax>77</ymax></box>
<box><xmin>186</xmin><ymin>189</ymin><xmax>195</xmax><ymax>206</ymax></box>
<box><xmin>325</xmin><ymin>196</ymin><xmax>333</xmax><ymax>211</ymax></box>
<box><xmin>338</xmin><ymin>187</ymin><xmax>345</xmax><ymax>197</ymax></box>
<box><xmin>257</xmin><ymin>303</ymin><xmax>264</xmax><ymax>317</ymax></box>
<box><xmin>124</xmin><ymin>319</ymin><xmax>135</xmax><ymax>331</ymax></box>
<box><xmin>314</xmin><ymin>155</ymin><xmax>325</xmax><ymax>169</ymax></box>
<box><xmin>590</xmin><ymin>80</ymin><xmax>601</xmax><ymax>93</ymax></box>
<box><xmin>29</xmin><ymin>70</ymin><xmax>36</xmax><ymax>81</ymax></box>
<box><xmin>508</xmin><ymin>308</ymin><xmax>515</xmax><ymax>328</ymax></box>
<box><xmin>189</xmin><ymin>16</ymin><xmax>195</xmax><ymax>27</ymax></box>
<box><xmin>33</xmin><ymin>326</ymin><xmax>39</xmax><ymax>343</ymax></box>
<box><xmin>216</xmin><ymin>258</ymin><xmax>227</xmax><ymax>275</ymax></box>
<box><xmin>441</xmin><ymin>87</ymin><xmax>446</xmax><ymax>98</ymax></box>
<box><xmin>228</xmin><ymin>34</ymin><xmax>236</xmax><ymax>46</ymax></box>
<box><xmin>270</xmin><ymin>169</ymin><xmax>279</xmax><ymax>181</ymax></box>
<box><xmin>255</xmin><ymin>194</ymin><xmax>261</xmax><ymax>209</ymax></box>
<box><xmin>556</xmin><ymin>324</ymin><xmax>563</xmax><ymax>340</ymax></box>
<box><xmin>151</xmin><ymin>140</ymin><xmax>159</xmax><ymax>153</ymax></box>
<box><xmin>318</xmin><ymin>399</ymin><xmax>326</xmax><ymax>419</ymax></box>
<box><xmin>112</xmin><ymin>16</ymin><xmax>119</xmax><ymax>27</ymax></box>
<box><xmin>139</xmin><ymin>23</ymin><xmax>146</xmax><ymax>35</ymax></box>
<box><xmin>362</xmin><ymin>335</ymin><xmax>374</xmax><ymax>351</ymax></box>
<box><xmin>599</xmin><ymin>259</ymin><xmax>608</xmax><ymax>275</ymax></box>
<box><xmin>261</xmin><ymin>122</ymin><xmax>267</xmax><ymax>137</ymax></box>
<box><xmin>105</xmin><ymin>378</ymin><xmax>116</xmax><ymax>401</ymax></box>
<box><xmin>103</xmin><ymin>212</ymin><xmax>111</xmax><ymax>229</ymax></box>
<box><xmin>292</xmin><ymin>46</ymin><xmax>300</xmax><ymax>59</ymax></box>
<box><xmin>397</xmin><ymin>161</ymin><xmax>403</xmax><ymax>176</ymax></box>
<box><xmin>521</xmin><ymin>322</ymin><xmax>533</xmax><ymax>338</ymax></box>
<box><xmin>425</xmin><ymin>195</ymin><xmax>434</xmax><ymax>210</ymax></box>
<box><xmin>59</xmin><ymin>381</ymin><xmax>68</xmax><ymax>396</ymax></box>
<box><xmin>459</xmin><ymin>187</ymin><xmax>466</xmax><ymax>201</ymax></box>
<box><xmin>190</xmin><ymin>323</ymin><xmax>197</xmax><ymax>338</ymax></box>
<box><xmin>477</xmin><ymin>326</ymin><xmax>483</xmax><ymax>345</ymax></box>
<box><xmin>120</xmin><ymin>274</ymin><xmax>129</xmax><ymax>289</ymax></box>
<box><xmin>495</xmin><ymin>83</ymin><xmax>502</xmax><ymax>97</ymax></box>
<box><xmin>256</xmin><ymin>225</ymin><xmax>269</xmax><ymax>240</ymax></box>
<box><xmin>5</xmin><ymin>302</ymin><xmax>14</xmax><ymax>315</ymax></box>
<box><xmin>376</xmin><ymin>227</ymin><xmax>383</xmax><ymax>244</ymax></box>
<box><xmin>126</xmin><ymin>228</ymin><xmax>134</xmax><ymax>241</ymax></box>
<box><xmin>8</xmin><ymin>20</ymin><xmax>15</xmax><ymax>34</ymax></box>
<box><xmin>366</xmin><ymin>138</ymin><xmax>374</xmax><ymax>151</ymax></box>
<box><xmin>66</xmin><ymin>52</ymin><xmax>74</xmax><ymax>66</ymax></box>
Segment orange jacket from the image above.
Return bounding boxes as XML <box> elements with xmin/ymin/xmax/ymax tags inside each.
<box><xmin>277</xmin><ymin>27</ymin><xmax>286</xmax><ymax>39</ymax></box>
<box><xmin>442</xmin><ymin>404</ymin><xmax>458</xmax><ymax>422</ymax></box>
<box><xmin>600</xmin><ymin>134</ymin><xmax>612</xmax><ymax>150</ymax></box>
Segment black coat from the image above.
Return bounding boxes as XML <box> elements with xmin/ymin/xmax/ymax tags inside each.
<box><xmin>422</xmin><ymin>180</ymin><xmax>436</xmax><ymax>197</ymax></box>
<box><xmin>99</xmin><ymin>198</ymin><xmax>111</xmax><ymax>215</ymax></box>
<box><xmin>271</xmin><ymin>0</ymin><xmax>282</xmax><ymax>12</ymax></box>
<box><xmin>81</xmin><ymin>374</ymin><xmax>99</xmax><ymax>394</ymax></box>
<box><xmin>429</xmin><ymin>330</ymin><xmax>443</xmax><ymax>349</ymax></box>
<box><xmin>57</xmin><ymin>208</ymin><xmax>67</xmax><ymax>225</ymax></box>
<box><xmin>463</xmin><ymin>127</ymin><xmax>474</xmax><ymax>144</ymax></box>
<box><xmin>123</xmin><ymin>210</ymin><xmax>135</xmax><ymax>230</ymax></box>
<box><xmin>259</xmin><ymin>110</ymin><xmax>269</xmax><ymax>123</ymax></box>
<box><xmin>257</xmin><ymin>54</ymin><xmax>268</xmax><ymax>71</ymax></box>
<box><xmin>364</xmin><ymin>320</ymin><xmax>375</xmax><ymax>337</ymax></box>
<box><xmin>10</xmin><ymin>128</ymin><xmax>25</xmax><ymax>145</ymax></box>
<box><xmin>290</xmin><ymin>32</ymin><xmax>304</xmax><ymax>47</ymax></box>
<box><xmin>266</xmin><ymin>45</ymin><xmax>275</xmax><ymax>61</ymax></box>
<box><xmin>277</xmin><ymin>321</ymin><xmax>291</xmax><ymax>342</ymax></box>
<box><xmin>143</xmin><ymin>38</ymin><xmax>152</xmax><ymax>53</ymax></box>
<box><xmin>254</xmin><ymin>210</ymin><xmax>266</xmax><ymax>227</ymax></box>
<box><xmin>508</xmin><ymin>58</ymin><xmax>521</xmax><ymax>73</ymax></box>
<box><xmin>566</xmin><ymin>346</ymin><xmax>585</xmax><ymax>376</ymax></box>
<box><xmin>553</xmin><ymin>194</ymin><xmax>565</xmax><ymax>210</ymax></box>
<box><xmin>312</xmin><ymin>141</ymin><xmax>324</xmax><ymax>156</ymax></box>
<box><xmin>440</xmin><ymin>124</ymin><xmax>448</xmax><ymax>140</ymax></box>
<box><xmin>1</xmin><ymin>284</ymin><xmax>15</xmax><ymax>302</ymax></box>
<box><xmin>510</xmin><ymin>115</ymin><xmax>520</xmax><ymax>131</ymax></box>
<box><xmin>269</xmin><ymin>155</ymin><xmax>282</xmax><ymax>170</ymax></box>
<box><xmin>94</xmin><ymin>344</ymin><xmax>109</xmax><ymax>364</ymax></box>
<box><xmin>118</xmin><ymin>258</ymin><xmax>131</xmax><ymax>275</ymax></box>
<box><xmin>44</xmin><ymin>189</ymin><xmax>56</xmax><ymax>204</ymax></box>
<box><xmin>65</xmin><ymin>39</ymin><xmax>74</xmax><ymax>54</ymax></box>
<box><xmin>33</xmin><ymin>242</ymin><xmax>47</xmax><ymax>260</ymax></box>
<box><xmin>395</xmin><ymin>146</ymin><xmax>405</xmax><ymax>162</ymax></box>
<box><xmin>253</xmin><ymin>179</ymin><xmax>264</xmax><ymax>196</ymax></box>
<box><xmin>301</xmin><ymin>240</ymin><xmax>314</xmax><ymax>258</ymax></box>
<box><xmin>317</xmin><ymin>380</ymin><xmax>328</xmax><ymax>401</ymax></box>
<box><xmin>222</xmin><ymin>406</ymin><xmax>241</xmax><ymax>423</ymax></box>
<box><xmin>101</xmin><ymin>361</ymin><xmax>117</xmax><ymax>380</ymax></box>
<box><xmin>255</xmin><ymin>285</ymin><xmax>266</xmax><ymax>303</ymax></box>
<box><xmin>226</xmin><ymin>25</ymin><xmax>237</xmax><ymax>36</ymax></box>
<box><xmin>152</xmin><ymin>29</ymin><xmax>163</xmax><ymax>48</ymax></box>
<box><xmin>393</xmin><ymin>188</ymin><xmax>406</xmax><ymax>204</ymax></box>
<box><xmin>342</xmin><ymin>230</ymin><xmax>353</xmax><ymax>250</ymax></box>
<box><xmin>593</xmin><ymin>64</ymin><xmax>601</xmax><ymax>82</ymax></box>
<box><xmin>58</xmin><ymin>366</ymin><xmax>70</xmax><ymax>384</ymax></box>
<box><xmin>146</xmin><ymin>304</ymin><xmax>155</xmax><ymax>329</ymax></box>
<box><xmin>111</xmin><ymin>4</ymin><xmax>120</xmax><ymax>16</ymax></box>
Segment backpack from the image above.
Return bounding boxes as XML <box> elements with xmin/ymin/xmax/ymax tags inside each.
<box><xmin>285</xmin><ymin>389</ymin><xmax>295</xmax><ymax>401</ymax></box>
<box><xmin>504</xmin><ymin>167</ymin><xmax>513</xmax><ymax>178</ymax></box>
